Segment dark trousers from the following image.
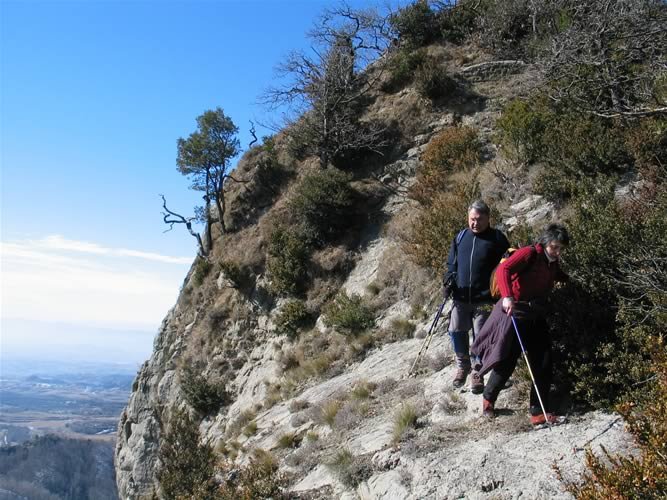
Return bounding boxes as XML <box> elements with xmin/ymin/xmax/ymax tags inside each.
<box><xmin>482</xmin><ymin>318</ymin><xmax>552</xmax><ymax>415</ymax></box>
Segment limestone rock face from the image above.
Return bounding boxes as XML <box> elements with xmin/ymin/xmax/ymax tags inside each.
<box><xmin>115</xmin><ymin>309</ymin><xmax>181</xmax><ymax>499</ymax></box>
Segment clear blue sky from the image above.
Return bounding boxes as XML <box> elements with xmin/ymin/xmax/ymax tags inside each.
<box><xmin>1</xmin><ymin>0</ymin><xmax>400</xmax><ymax>363</ymax></box>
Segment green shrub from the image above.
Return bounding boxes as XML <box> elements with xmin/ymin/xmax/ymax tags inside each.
<box><xmin>219</xmin><ymin>260</ymin><xmax>254</xmax><ymax>291</ymax></box>
<box><xmin>157</xmin><ymin>409</ymin><xmax>217</xmax><ymax>500</ymax></box>
<box><xmin>414</xmin><ymin>59</ymin><xmax>456</xmax><ymax>100</ymax></box>
<box><xmin>406</xmin><ymin>177</ymin><xmax>481</xmax><ymax>272</ymax></box>
<box><xmin>287</xmin><ymin>168</ymin><xmax>354</xmax><ymax>245</ymax></box>
<box><xmin>532</xmin><ymin>168</ymin><xmax>578</xmax><ymax>202</ymax></box>
<box><xmin>498</xmin><ymin>97</ymin><xmax>633</xmax><ymax>201</ymax></box>
<box><xmin>323</xmin><ymin>292</ymin><xmax>375</xmax><ymax>335</ymax></box>
<box><xmin>390</xmin><ymin>0</ymin><xmax>438</xmax><ymax>49</ymax></box>
<box><xmin>498</xmin><ymin>97</ymin><xmax>630</xmax><ymax>174</ymax></box>
<box><xmin>495</xmin><ymin>97</ymin><xmax>549</xmax><ymax>164</ymax></box>
<box><xmin>559</xmin><ymin>341</ymin><xmax>667</xmax><ymax>498</ymax></box>
<box><xmin>180</xmin><ymin>365</ymin><xmax>229</xmax><ymax>415</ymax></box>
<box><xmin>476</xmin><ymin>0</ymin><xmax>534</xmax><ymax>55</ymax></box>
<box><xmin>192</xmin><ymin>257</ymin><xmax>213</xmax><ymax>287</ymax></box>
<box><xmin>437</xmin><ymin>0</ymin><xmax>480</xmax><ymax>44</ymax></box>
<box><xmin>548</xmin><ymin>179</ymin><xmax>667</xmax><ymax>407</ymax></box>
<box><xmin>382</xmin><ymin>48</ymin><xmax>428</xmax><ymax>92</ymax></box>
<box><xmin>624</xmin><ymin>117</ymin><xmax>667</xmax><ymax>169</ymax></box>
<box><xmin>266</xmin><ymin>227</ymin><xmax>311</xmax><ymax>296</ymax></box>
<box><xmin>411</xmin><ymin>127</ymin><xmax>481</xmax><ymax>205</ymax></box>
<box><xmin>275</xmin><ymin>299</ymin><xmax>312</xmax><ymax>339</ymax></box>
<box><xmin>541</xmin><ymin>110</ymin><xmax>629</xmax><ymax>176</ymax></box>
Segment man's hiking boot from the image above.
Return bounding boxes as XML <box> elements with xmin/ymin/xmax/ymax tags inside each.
<box><xmin>452</xmin><ymin>367</ymin><xmax>471</xmax><ymax>388</ymax></box>
<box><xmin>470</xmin><ymin>371</ymin><xmax>484</xmax><ymax>394</ymax></box>
<box><xmin>482</xmin><ymin>399</ymin><xmax>495</xmax><ymax>418</ymax></box>
<box><xmin>530</xmin><ymin>413</ymin><xmax>567</xmax><ymax>428</ymax></box>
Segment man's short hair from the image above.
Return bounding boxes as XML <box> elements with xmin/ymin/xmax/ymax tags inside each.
<box><xmin>468</xmin><ymin>200</ymin><xmax>490</xmax><ymax>216</ymax></box>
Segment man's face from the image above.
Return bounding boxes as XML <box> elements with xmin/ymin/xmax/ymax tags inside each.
<box><xmin>468</xmin><ymin>209</ymin><xmax>489</xmax><ymax>234</ymax></box>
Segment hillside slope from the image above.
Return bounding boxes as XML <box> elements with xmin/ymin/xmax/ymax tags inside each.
<box><xmin>113</xmin><ymin>39</ymin><xmax>642</xmax><ymax>498</ymax></box>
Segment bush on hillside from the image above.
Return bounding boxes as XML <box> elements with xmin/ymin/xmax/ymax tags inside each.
<box><xmin>475</xmin><ymin>0</ymin><xmax>563</xmax><ymax>57</ymax></box>
<box><xmin>219</xmin><ymin>260</ymin><xmax>254</xmax><ymax>292</ymax></box>
<box><xmin>410</xmin><ymin>127</ymin><xmax>481</xmax><ymax>206</ymax></box>
<box><xmin>266</xmin><ymin>226</ymin><xmax>312</xmax><ymax>297</ymax></box>
<box><xmin>275</xmin><ymin>299</ymin><xmax>313</xmax><ymax>340</ymax></box>
<box><xmin>406</xmin><ymin>177</ymin><xmax>481</xmax><ymax>273</ymax></box>
<box><xmin>180</xmin><ymin>365</ymin><xmax>230</xmax><ymax>415</ymax></box>
<box><xmin>495</xmin><ymin>97</ymin><xmax>550</xmax><ymax>164</ymax></box>
<box><xmin>287</xmin><ymin>168</ymin><xmax>355</xmax><ymax>245</ymax></box>
<box><xmin>558</xmin><ymin>340</ymin><xmax>667</xmax><ymax>498</ymax></box>
<box><xmin>382</xmin><ymin>48</ymin><xmax>428</xmax><ymax>93</ymax></box>
<box><xmin>193</xmin><ymin>257</ymin><xmax>213</xmax><ymax>287</ymax></box>
<box><xmin>548</xmin><ymin>178</ymin><xmax>667</xmax><ymax>407</ymax></box>
<box><xmin>414</xmin><ymin>59</ymin><xmax>457</xmax><ymax>100</ymax></box>
<box><xmin>496</xmin><ymin>97</ymin><xmax>634</xmax><ymax>201</ymax></box>
<box><xmin>437</xmin><ymin>0</ymin><xmax>481</xmax><ymax>44</ymax></box>
<box><xmin>323</xmin><ymin>292</ymin><xmax>375</xmax><ymax>335</ymax></box>
<box><xmin>497</xmin><ymin>97</ymin><xmax>629</xmax><ymax>173</ymax></box>
<box><xmin>390</xmin><ymin>0</ymin><xmax>438</xmax><ymax>50</ymax></box>
<box><xmin>158</xmin><ymin>408</ymin><xmax>217</xmax><ymax>500</ymax></box>
<box><xmin>624</xmin><ymin>117</ymin><xmax>667</xmax><ymax>169</ymax></box>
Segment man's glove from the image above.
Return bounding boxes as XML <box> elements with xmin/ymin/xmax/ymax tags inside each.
<box><xmin>442</xmin><ymin>275</ymin><xmax>455</xmax><ymax>300</ymax></box>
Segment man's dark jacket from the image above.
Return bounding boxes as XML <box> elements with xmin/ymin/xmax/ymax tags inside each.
<box><xmin>444</xmin><ymin>227</ymin><xmax>509</xmax><ymax>303</ymax></box>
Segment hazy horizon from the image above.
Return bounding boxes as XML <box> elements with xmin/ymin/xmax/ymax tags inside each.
<box><xmin>1</xmin><ymin>317</ymin><xmax>156</xmax><ymax>367</ymax></box>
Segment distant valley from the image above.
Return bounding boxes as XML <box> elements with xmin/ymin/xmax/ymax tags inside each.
<box><xmin>0</xmin><ymin>358</ymin><xmax>139</xmax><ymax>499</ymax></box>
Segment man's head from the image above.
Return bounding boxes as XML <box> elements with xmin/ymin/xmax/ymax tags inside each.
<box><xmin>467</xmin><ymin>200</ymin><xmax>490</xmax><ymax>234</ymax></box>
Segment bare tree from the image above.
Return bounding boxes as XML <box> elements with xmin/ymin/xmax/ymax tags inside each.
<box><xmin>544</xmin><ymin>0</ymin><xmax>667</xmax><ymax>118</ymax></box>
<box><xmin>160</xmin><ymin>195</ymin><xmax>207</xmax><ymax>257</ymax></box>
<box><xmin>262</xmin><ymin>2</ymin><xmax>392</xmax><ymax>168</ymax></box>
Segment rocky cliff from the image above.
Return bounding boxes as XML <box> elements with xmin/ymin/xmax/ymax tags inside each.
<box><xmin>114</xmin><ymin>46</ymin><xmax>634</xmax><ymax>499</ymax></box>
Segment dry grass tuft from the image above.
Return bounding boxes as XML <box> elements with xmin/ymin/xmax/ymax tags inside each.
<box><xmin>392</xmin><ymin>403</ymin><xmax>419</xmax><ymax>445</ymax></box>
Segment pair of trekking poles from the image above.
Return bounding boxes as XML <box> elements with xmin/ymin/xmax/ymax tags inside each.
<box><xmin>408</xmin><ymin>295</ymin><xmax>552</xmax><ymax>429</ymax></box>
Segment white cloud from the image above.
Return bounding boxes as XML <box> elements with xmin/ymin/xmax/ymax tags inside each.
<box><xmin>29</xmin><ymin>235</ymin><xmax>192</xmax><ymax>264</ymax></box>
<box><xmin>0</xmin><ymin>236</ymin><xmax>193</xmax><ymax>329</ymax></box>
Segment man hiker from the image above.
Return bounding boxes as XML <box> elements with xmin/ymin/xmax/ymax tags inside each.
<box><xmin>444</xmin><ymin>200</ymin><xmax>510</xmax><ymax>393</ymax></box>
<box><xmin>471</xmin><ymin>224</ymin><xmax>570</xmax><ymax>426</ymax></box>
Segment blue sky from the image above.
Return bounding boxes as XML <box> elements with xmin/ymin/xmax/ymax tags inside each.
<box><xmin>1</xmin><ymin>0</ymin><xmax>398</xmax><ymax>363</ymax></box>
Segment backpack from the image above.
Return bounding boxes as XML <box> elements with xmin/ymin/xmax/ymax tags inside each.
<box><xmin>489</xmin><ymin>246</ymin><xmax>536</xmax><ymax>299</ymax></box>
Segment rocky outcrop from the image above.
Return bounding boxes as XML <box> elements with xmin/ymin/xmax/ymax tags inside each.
<box><xmin>461</xmin><ymin>61</ymin><xmax>527</xmax><ymax>82</ymax></box>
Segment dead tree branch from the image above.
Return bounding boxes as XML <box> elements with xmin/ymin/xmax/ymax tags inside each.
<box><xmin>160</xmin><ymin>194</ymin><xmax>207</xmax><ymax>257</ymax></box>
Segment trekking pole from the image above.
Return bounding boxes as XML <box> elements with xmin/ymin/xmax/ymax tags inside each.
<box><xmin>510</xmin><ymin>315</ymin><xmax>552</xmax><ymax>430</ymax></box>
<box><xmin>408</xmin><ymin>300</ymin><xmax>447</xmax><ymax>377</ymax></box>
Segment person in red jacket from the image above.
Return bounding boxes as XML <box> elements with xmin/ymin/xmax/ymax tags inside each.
<box><xmin>475</xmin><ymin>224</ymin><xmax>569</xmax><ymax>425</ymax></box>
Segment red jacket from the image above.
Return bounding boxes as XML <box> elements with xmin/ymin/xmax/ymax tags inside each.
<box><xmin>497</xmin><ymin>244</ymin><xmax>568</xmax><ymax>301</ymax></box>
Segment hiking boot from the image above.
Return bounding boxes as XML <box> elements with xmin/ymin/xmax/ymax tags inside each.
<box><xmin>482</xmin><ymin>399</ymin><xmax>495</xmax><ymax>418</ymax></box>
<box><xmin>530</xmin><ymin>413</ymin><xmax>567</xmax><ymax>427</ymax></box>
<box><xmin>470</xmin><ymin>371</ymin><xmax>484</xmax><ymax>394</ymax></box>
<box><xmin>452</xmin><ymin>366</ymin><xmax>471</xmax><ymax>388</ymax></box>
